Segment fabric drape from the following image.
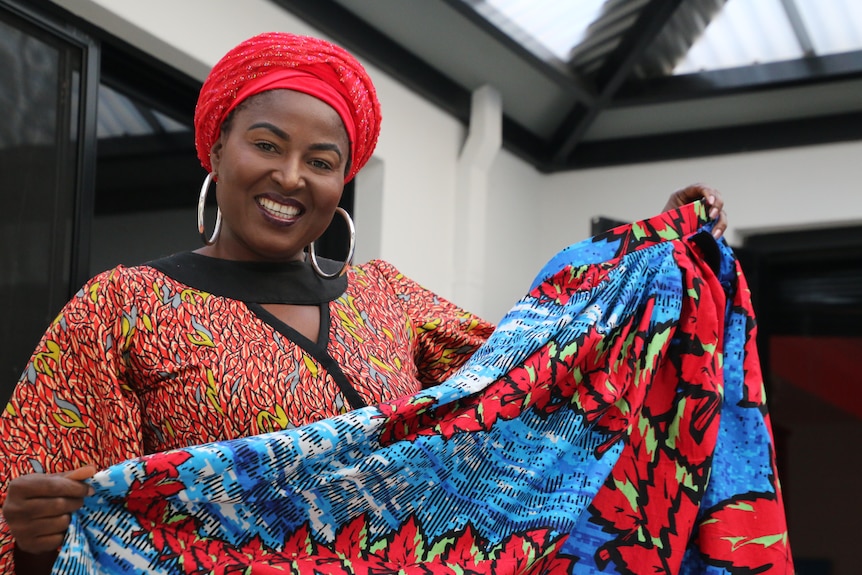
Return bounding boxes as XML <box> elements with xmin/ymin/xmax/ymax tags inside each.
<box><xmin>54</xmin><ymin>201</ymin><xmax>792</xmax><ymax>574</ymax></box>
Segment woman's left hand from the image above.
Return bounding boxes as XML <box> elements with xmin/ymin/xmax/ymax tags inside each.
<box><xmin>663</xmin><ymin>183</ymin><xmax>726</xmax><ymax>239</ymax></box>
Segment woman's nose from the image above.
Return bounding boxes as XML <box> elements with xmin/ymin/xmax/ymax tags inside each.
<box><xmin>272</xmin><ymin>158</ymin><xmax>304</xmax><ymax>190</ymax></box>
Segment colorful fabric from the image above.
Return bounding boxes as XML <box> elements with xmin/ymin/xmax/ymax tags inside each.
<box><xmin>194</xmin><ymin>32</ymin><xmax>382</xmax><ymax>182</ymax></box>
<box><xmin>51</xmin><ymin>201</ymin><xmax>791</xmax><ymax>574</ymax></box>
<box><xmin>0</xmin><ymin>258</ymin><xmax>491</xmax><ymax>572</ymax></box>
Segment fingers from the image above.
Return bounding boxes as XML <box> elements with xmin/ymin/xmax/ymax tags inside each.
<box><xmin>3</xmin><ymin>466</ymin><xmax>96</xmax><ymax>554</ymax></box>
<box><xmin>7</xmin><ymin>470</ymin><xmax>93</xmax><ymax>501</ymax></box>
<box><xmin>10</xmin><ymin>515</ymin><xmax>74</xmax><ymax>554</ymax></box>
<box><xmin>5</xmin><ymin>490</ymin><xmax>89</xmax><ymax>517</ymax></box>
<box><xmin>5</xmin><ymin>493</ymin><xmax>84</xmax><ymax>553</ymax></box>
<box><xmin>680</xmin><ymin>183</ymin><xmax>719</xmax><ymax>209</ymax></box>
<box><xmin>665</xmin><ymin>183</ymin><xmax>727</xmax><ymax>240</ymax></box>
<box><xmin>690</xmin><ymin>184</ymin><xmax>725</xmax><ymax>239</ymax></box>
<box><xmin>712</xmin><ymin>208</ymin><xmax>728</xmax><ymax>240</ymax></box>
<box><xmin>63</xmin><ymin>465</ymin><xmax>97</xmax><ymax>483</ymax></box>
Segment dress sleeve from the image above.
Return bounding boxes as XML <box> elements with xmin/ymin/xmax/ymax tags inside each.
<box><xmin>0</xmin><ymin>267</ymin><xmax>144</xmax><ymax>572</ymax></box>
<box><xmin>365</xmin><ymin>260</ymin><xmax>495</xmax><ymax>387</ymax></box>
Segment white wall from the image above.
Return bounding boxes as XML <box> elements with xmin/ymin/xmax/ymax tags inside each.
<box><xmin>538</xmin><ymin>140</ymin><xmax>862</xmax><ymax>250</ymax></box>
<box><xmin>483</xmin><ymin>140</ymin><xmax>862</xmax><ymax>322</ymax></box>
<box><xmin>53</xmin><ymin>0</ymin><xmax>862</xmax><ymax>325</ymax></box>
<box><xmin>483</xmin><ymin>149</ymin><xmax>551</xmax><ymax>323</ymax></box>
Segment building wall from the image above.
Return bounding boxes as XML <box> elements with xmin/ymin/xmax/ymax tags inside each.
<box><xmin>53</xmin><ymin>0</ymin><xmax>862</xmax><ymax>325</ymax></box>
<box><xmin>484</xmin><ymin>140</ymin><xmax>862</xmax><ymax>321</ymax></box>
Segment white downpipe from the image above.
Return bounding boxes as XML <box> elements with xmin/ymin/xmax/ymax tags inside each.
<box><xmin>452</xmin><ymin>85</ymin><xmax>502</xmax><ymax>317</ymax></box>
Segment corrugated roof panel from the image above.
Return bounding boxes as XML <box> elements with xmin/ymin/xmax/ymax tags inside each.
<box><xmin>674</xmin><ymin>0</ymin><xmax>802</xmax><ymax>74</ymax></box>
<box><xmin>98</xmin><ymin>84</ymin><xmax>149</xmax><ymax>138</ymax></box>
<box><xmin>152</xmin><ymin>109</ymin><xmax>189</xmax><ymax>133</ymax></box>
<box><xmin>97</xmin><ymin>83</ymin><xmax>190</xmax><ymax>139</ymax></box>
<box><xmin>464</xmin><ymin>0</ymin><xmax>862</xmax><ymax>79</ymax></box>
<box><xmin>469</xmin><ymin>0</ymin><xmax>605</xmax><ymax>62</ymax></box>
<box><xmin>674</xmin><ymin>0</ymin><xmax>862</xmax><ymax>75</ymax></box>
<box><xmin>795</xmin><ymin>0</ymin><xmax>862</xmax><ymax>56</ymax></box>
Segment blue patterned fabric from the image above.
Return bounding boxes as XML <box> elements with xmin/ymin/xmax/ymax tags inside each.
<box><xmin>53</xmin><ymin>202</ymin><xmax>792</xmax><ymax>574</ymax></box>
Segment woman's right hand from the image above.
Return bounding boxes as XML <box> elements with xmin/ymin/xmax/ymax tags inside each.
<box><xmin>3</xmin><ymin>465</ymin><xmax>95</xmax><ymax>554</ymax></box>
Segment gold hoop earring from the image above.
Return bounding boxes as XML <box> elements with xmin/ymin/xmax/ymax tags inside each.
<box><xmin>309</xmin><ymin>207</ymin><xmax>356</xmax><ymax>279</ymax></box>
<box><xmin>198</xmin><ymin>172</ymin><xmax>222</xmax><ymax>246</ymax></box>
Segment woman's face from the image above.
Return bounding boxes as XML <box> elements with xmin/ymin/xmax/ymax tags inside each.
<box><xmin>206</xmin><ymin>89</ymin><xmax>349</xmax><ymax>262</ymax></box>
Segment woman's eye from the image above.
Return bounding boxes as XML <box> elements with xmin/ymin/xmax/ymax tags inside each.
<box><xmin>310</xmin><ymin>159</ymin><xmax>333</xmax><ymax>170</ymax></box>
<box><xmin>255</xmin><ymin>141</ymin><xmax>277</xmax><ymax>152</ymax></box>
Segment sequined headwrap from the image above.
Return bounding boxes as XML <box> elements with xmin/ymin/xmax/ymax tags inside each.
<box><xmin>194</xmin><ymin>32</ymin><xmax>381</xmax><ymax>182</ymax></box>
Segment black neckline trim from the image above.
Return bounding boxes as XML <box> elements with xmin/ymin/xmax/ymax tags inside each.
<box><xmin>248</xmin><ymin>302</ymin><xmax>366</xmax><ymax>411</ymax></box>
<box><xmin>146</xmin><ymin>252</ymin><xmax>365</xmax><ymax>411</ymax></box>
<box><xmin>146</xmin><ymin>252</ymin><xmax>347</xmax><ymax>304</ymax></box>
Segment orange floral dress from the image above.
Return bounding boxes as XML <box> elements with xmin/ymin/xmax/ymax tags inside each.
<box><xmin>0</xmin><ymin>253</ymin><xmax>493</xmax><ymax>571</ymax></box>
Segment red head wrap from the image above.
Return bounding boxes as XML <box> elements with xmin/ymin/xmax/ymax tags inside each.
<box><xmin>194</xmin><ymin>32</ymin><xmax>381</xmax><ymax>182</ymax></box>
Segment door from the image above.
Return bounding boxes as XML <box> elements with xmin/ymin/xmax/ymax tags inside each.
<box><xmin>740</xmin><ymin>226</ymin><xmax>862</xmax><ymax>575</ymax></box>
<box><xmin>0</xmin><ymin>0</ymin><xmax>97</xmax><ymax>404</ymax></box>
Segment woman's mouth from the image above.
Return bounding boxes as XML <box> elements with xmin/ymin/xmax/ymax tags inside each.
<box><xmin>257</xmin><ymin>196</ymin><xmax>302</xmax><ymax>222</ymax></box>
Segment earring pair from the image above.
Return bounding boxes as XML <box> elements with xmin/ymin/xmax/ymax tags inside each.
<box><xmin>197</xmin><ymin>173</ymin><xmax>354</xmax><ymax>278</ymax></box>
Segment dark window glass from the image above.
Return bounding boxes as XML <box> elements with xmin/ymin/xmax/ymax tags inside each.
<box><xmin>740</xmin><ymin>226</ymin><xmax>862</xmax><ymax>574</ymax></box>
<box><xmin>0</xmin><ymin>9</ymin><xmax>82</xmax><ymax>401</ymax></box>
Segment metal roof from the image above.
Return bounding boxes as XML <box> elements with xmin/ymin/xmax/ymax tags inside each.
<box><xmin>97</xmin><ymin>82</ymin><xmax>189</xmax><ymax>140</ymax></box>
<box><xmin>471</xmin><ymin>0</ymin><xmax>862</xmax><ymax>75</ymax></box>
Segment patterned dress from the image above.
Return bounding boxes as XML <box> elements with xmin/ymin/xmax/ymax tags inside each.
<box><xmin>0</xmin><ymin>254</ymin><xmax>493</xmax><ymax>572</ymax></box>
<box><xmin>52</xmin><ymin>202</ymin><xmax>791</xmax><ymax>574</ymax></box>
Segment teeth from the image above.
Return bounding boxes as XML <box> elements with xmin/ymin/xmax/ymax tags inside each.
<box><xmin>258</xmin><ymin>197</ymin><xmax>300</xmax><ymax>219</ymax></box>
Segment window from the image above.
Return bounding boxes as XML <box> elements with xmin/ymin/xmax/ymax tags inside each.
<box><xmin>0</xmin><ymin>1</ymin><xmax>97</xmax><ymax>402</ymax></box>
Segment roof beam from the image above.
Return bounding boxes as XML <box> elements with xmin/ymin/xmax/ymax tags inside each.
<box><xmin>780</xmin><ymin>0</ymin><xmax>815</xmax><ymax>57</ymax></box>
<box><xmin>549</xmin><ymin>0</ymin><xmax>685</xmax><ymax>167</ymax></box>
<box><xmin>560</xmin><ymin>109</ymin><xmax>862</xmax><ymax>169</ymax></box>
<box><xmin>613</xmin><ymin>49</ymin><xmax>862</xmax><ymax>104</ymax></box>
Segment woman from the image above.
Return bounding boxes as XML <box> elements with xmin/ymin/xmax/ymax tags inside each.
<box><xmin>0</xmin><ymin>32</ymin><xmax>725</xmax><ymax>573</ymax></box>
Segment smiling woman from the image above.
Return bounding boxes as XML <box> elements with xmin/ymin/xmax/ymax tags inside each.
<box><xmin>0</xmin><ymin>31</ymin><xmax>496</xmax><ymax>573</ymax></box>
<box><xmin>0</xmin><ymin>31</ymin><xmax>751</xmax><ymax>575</ymax></box>
<box><xmin>203</xmin><ymin>90</ymin><xmax>349</xmax><ymax>264</ymax></box>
